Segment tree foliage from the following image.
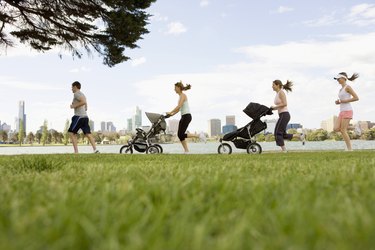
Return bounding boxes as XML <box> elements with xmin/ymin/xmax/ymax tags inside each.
<box><xmin>0</xmin><ymin>0</ymin><xmax>156</xmax><ymax>66</ymax></box>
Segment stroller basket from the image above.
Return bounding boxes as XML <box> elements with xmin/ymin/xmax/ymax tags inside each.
<box><xmin>233</xmin><ymin>139</ymin><xmax>249</xmax><ymax>149</ymax></box>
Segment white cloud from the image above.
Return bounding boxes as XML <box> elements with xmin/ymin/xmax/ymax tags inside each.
<box><xmin>303</xmin><ymin>13</ymin><xmax>339</xmax><ymax>27</ymax></box>
<box><xmin>200</xmin><ymin>0</ymin><xmax>210</xmax><ymax>7</ymax></box>
<box><xmin>166</xmin><ymin>22</ymin><xmax>187</xmax><ymax>35</ymax></box>
<box><xmin>275</xmin><ymin>6</ymin><xmax>294</xmax><ymax>14</ymax></box>
<box><xmin>150</xmin><ymin>12</ymin><xmax>169</xmax><ymax>22</ymax></box>
<box><xmin>348</xmin><ymin>3</ymin><xmax>375</xmax><ymax>26</ymax></box>
<box><xmin>69</xmin><ymin>66</ymin><xmax>92</xmax><ymax>73</ymax></box>
<box><xmin>131</xmin><ymin>57</ymin><xmax>146</xmax><ymax>67</ymax></box>
<box><xmin>304</xmin><ymin>4</ymin><xmax>375</xmax><ymax>27</ymax></box>
<box><xmin>133</xmin><ymin>33</ymin><xmax>375</xmax><ymax>131</ymax></box>
<box><xmin>0</xmin><ymin>77</ymin><xmax>64</xmax><ymax>91</ymax></box>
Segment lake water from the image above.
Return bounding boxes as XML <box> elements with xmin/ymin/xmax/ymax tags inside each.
<box><xmin>1</xmin><ymin>140</ymin><xmax>374</xmax><ymax>155</ymax></box>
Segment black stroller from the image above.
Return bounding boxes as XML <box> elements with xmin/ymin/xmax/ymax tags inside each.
<box><xmin>218</xmin><ymin>102</ymin><xmax>273</xmax><ymax>154</ymax></box>
<box><xmin>120</xmin><ymin>112</ymin><xmax>170</xmax><ymax>154</ymax></box>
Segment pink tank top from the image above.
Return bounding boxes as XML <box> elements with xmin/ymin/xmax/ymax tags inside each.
<box><xmin>274</xmin><ymin>90</ymin><xmax>288</xmax><ymax>113</ymax></box>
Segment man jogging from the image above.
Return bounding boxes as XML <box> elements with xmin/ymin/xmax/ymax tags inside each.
<box><xmin>68</xmin><ymin>81</ymin><xmax>99</xmax><ymax>154</ymax></box>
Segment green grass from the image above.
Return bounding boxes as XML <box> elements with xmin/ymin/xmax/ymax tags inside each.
<box><xmin>1</xmin><ymin>152</ymin><xmax>375</xmax><ymax>250</ymax></box>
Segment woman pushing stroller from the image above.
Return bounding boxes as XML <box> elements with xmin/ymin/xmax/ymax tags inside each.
<box><xmin>167</xmin><ymin>81</ymin><xmax>206</xmax><ymax>154</ymax></box>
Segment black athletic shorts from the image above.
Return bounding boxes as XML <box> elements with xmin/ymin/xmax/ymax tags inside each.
<box><xmin>68</xmin><ymin>116</ymin><xmax>91</xmax><ymax>134</ymax></box>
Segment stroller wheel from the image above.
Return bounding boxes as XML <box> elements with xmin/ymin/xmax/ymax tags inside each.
<box><xmin>146</xmin><ymin>145</ymin><xmax>160</xmax><ymax>154</ymax></box>
<box><xmin>120</xmin><ymin>145</ymin><xmax>133</xmax><ymax>154</ymax></box>
<box><xmin>218</xmin><ymin>143</ymin><xmax>232</xmax><ymax>154</ymax></box>
<box><xmin>246</xmin><ymin>142</ymin><xmax>262</xmax><ymax>154</ymax></box>
<box><xmin>154</xmin><ymin>144</ymin><xmax>163</xmax><ymax>154</ymax></box>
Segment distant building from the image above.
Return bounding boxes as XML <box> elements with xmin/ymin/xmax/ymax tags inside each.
<box><xmin>127</xmin><ymin>118</ymin><xmax>133</xmax><ymax>132</ymax></box>
<box><xmin>0</xmin><ymin>122</ymin><xmax>11</xmax><ymax>132</ymax></box>
<box><xmin>168</xmin><ymin>119</ymin><xmax>179</xmax><ymax>134</ymax></box>
<box><xmin>107</xmin><ymin>122</ymin><xmax>116</xmax><ymax>132</ymax></box>
<box><xmin>226</xmin><ymin>115</ymin><xmax>236</xmax><ymax>126</ymax></box>
<box><xmin>16</xmin><ymin>101</ymin><xmax>26</xmax><ymax>133</ymax></box>
<box><xmin>287</xmin><ymin>123</ymin><xmax>303</xmax><ymax>130</ymax></box>
<box><xmin>132</xmin><ymin>106</ymin><xmax>142</xmax><ymax>130</ymax></box>
<box><xmin>89</xmin><ymin>120</ymin><xmax>95</xmax><ymax>132</ymax></box>
<box><xmin>208</xmin><ymin>119</ymin><xmax>221</xmax><ymax>137</ymax></box>
<box><xmin>222</xmin><ymin>124</ymin><xmax>237</xmax><ymax>134</ymax></box>
<box><xmin>321</xmin><ymin>116</ymin><xmax>337</xmax><ymax>132</ymax></box>
<box><xmin>264</xmin><ymin>119</ymin><xmax>277</xmax><ymax>134</ymax></box>
<box><xmin>101</xmin><ymin>121</ymin><xmax>106</xmax><ymax>132</ymax></box>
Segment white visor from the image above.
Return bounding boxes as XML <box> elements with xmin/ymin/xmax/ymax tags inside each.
<box><xmin>334</xmin><ymin>74</ymin><xmax>347</xmax><ymax>80</ymax></box>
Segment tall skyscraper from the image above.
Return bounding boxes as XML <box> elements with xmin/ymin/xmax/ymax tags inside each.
<box><xmin>101</xmin><ymin>121</ymin><xmax>106</xmax><ymax>132</ymax></box>
<box><xmin>132</xmin><ymin>106</ymin><xmax>142</xmax><ymax>130</ymax></box>
<box><xmin>16</xmin><ymin>101</ymin><xmax>26</xmax><ymax>133</ymax></box>
<box><xmin>208</xmin><ymin>119</ymin><xmax>221</xmax><ymax>137</ymax></box>
<box><xmin>107</xmin><ymin>122</ymin><xmax>116</xmax><ymax>132</ymax></box>
<box><xmin>127</xmin><ymin>118</ymin><xmax>133</xmax><ymax>132</ymax></box>
<box><xmin>89</xmin><ymin>120</ymin><xmax>95</xmax><ymax>132</ymax></box>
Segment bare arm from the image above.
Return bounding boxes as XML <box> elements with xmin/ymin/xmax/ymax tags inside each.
<box><xmin>168</xmin><ymin>94</ymin><xmax>186</xmax><ymax>116</ymax></box>
<box><xmin>341</xmin><ymin>86</ymin><xmax>359</xmax><ymax>103</ymax></box>
<box><xmin>272</xmin><ymin>91</ymin><xmax>287</xmax><ymax>109</ymax></box>
<box><xmin>70</xmin><ymin>95</ymin><xmax>87</xmax><ymax>109</ymax></box>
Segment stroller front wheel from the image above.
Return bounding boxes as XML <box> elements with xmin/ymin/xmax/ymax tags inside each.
<box><xmin>120</xmin><ymin>145</ymin><xmax>133</xmax><ymax>154</ymax></box>
<box><xmin>246</xmin><ymin>142</ymin><xmax>262</xmax><ymax>154</ymax></box>
<box><xmin>218</xmin><ymin>143</ymin><xmax>232</xmax><ymax>154</ymax></box>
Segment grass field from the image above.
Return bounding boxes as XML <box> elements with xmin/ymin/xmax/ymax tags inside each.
<box><xmin>1</xmin><ymin>152</ymin><xmax>375</xmax><ymax>250</ymax></box>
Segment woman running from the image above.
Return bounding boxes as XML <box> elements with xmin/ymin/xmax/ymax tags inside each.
<box><xmin>333</xmin><ymin>72</ymin><xmax>359</xmax><ymax>151</ymax></box>
<box><xmin>167</xmin><ymin>81</ymin><xmax>205</xmax><ymax>153</ymax></box>
<box><xmin>271</xmin><ymin>79</ymin><xmax>302</xmax><ymax>152</ymax></box>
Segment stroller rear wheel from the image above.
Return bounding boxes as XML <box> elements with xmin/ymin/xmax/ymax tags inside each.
<box><xmin>146</xmin><ymin>145</ymin><xmax>160</xmax><ymax>154</ymax></box>
<box><xmin>246</xmin><ymin>142</ymin><xmax>262</xmax><ymax>154</ymax></box>
<box><xmin>218</xmin><ymin>143</ymin><xmax>232</xmax><ymax>154</ymax></box>
<box><xmin>154</xmin><ymin>144</ymin><xmax>163</xmax><ymax>154</ymax></box>
<box><xmin>120</xmin><ymin>145</ymin><xmax>133</xmax><ymax>154</ymax></box>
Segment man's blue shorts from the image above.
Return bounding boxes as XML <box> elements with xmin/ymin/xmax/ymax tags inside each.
<box><xmin>68</xmin><ymin>116</ymin><xmax>91</xmax><ymax>134</ymax></box>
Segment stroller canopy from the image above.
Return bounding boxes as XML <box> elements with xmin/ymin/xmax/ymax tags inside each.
<box><xmin>146</xmin><ymin>112</ymin><xmax>163</xmax><ymax>123</ymax></box>
<box><xmin>145</xmin><ymin>112</ymin><xmax>167</xmax><ymax>132</ymax></box>
<box><xmin>243</xmin><ymin>102</ymin><xmax>272</xmax><ymax>119</ymax></box>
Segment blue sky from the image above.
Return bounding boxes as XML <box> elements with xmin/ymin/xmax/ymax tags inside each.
<box><xmin>1</xmin><ymin>0</ymin><xmax>375</xmax><ymax>133</ymax></box>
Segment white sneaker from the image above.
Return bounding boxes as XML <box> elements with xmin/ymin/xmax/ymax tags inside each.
<box><xmin>199</xmin><ymin>132</ymin><xmax>207</xmax><ymax>143</ymax></box>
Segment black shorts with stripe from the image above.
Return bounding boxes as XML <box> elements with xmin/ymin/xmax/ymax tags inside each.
<box><xmin>68</xmin><ymin>116</ymin><xmax>91</xmax><ymax>134</ymax></box>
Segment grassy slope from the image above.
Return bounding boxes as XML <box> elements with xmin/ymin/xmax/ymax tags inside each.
<box><xmin>1</xmin><ymin>152</ymin><xmax>375</xmax><ymax>250</ymax></box>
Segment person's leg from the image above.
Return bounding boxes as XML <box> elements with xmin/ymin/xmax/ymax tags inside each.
<box><xmin>334</xmin><ymin>114</ymin><xmax>342</xmax><ymax>132</ymax></box>
<box><xmin>178</xmin><ymin>114</ymin><xmax>192</xmax><ymax>153</ymax></box>
<box><xmin>274</xmin><ymin>113</ymin><xmax>290</xmax><ymax>152</ymax></box>
<box><xmin>68</xmin><ymin>116</ymin><xmax>80</xmax><ymax>153</ymax></box>
<box><xmin>82</xmin><ymin>117</ymin><xmax>99</xmax><ymax>153</ymax></box>
<box><xmin>69</xmin><ymin>132</ymin><xmax>79</xmax><ymax>153</ymax></box>
<box><xmin>341</xmin><ymin>118</ymin><xmax>352</xmax><ymax>150</ymax></box>
<box><xmin>86</xmin><ymin>133</ymin><xmax>97</xmax><ymax>151</ymax></box>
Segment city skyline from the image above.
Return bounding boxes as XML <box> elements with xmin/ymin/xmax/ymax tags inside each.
<box><xmin>2</xmin><ymin>100</ymin><xmax>375</xmax><ymax>134</ymax></box>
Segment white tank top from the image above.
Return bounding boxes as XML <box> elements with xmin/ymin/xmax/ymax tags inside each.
<box><xmin>180</xmin><ymin>99</ymin><xmax>190</xmax><ymax>115</ymax></box>
<box><xmin>274</xmin><ymin>90</ymin><xmax>288</xmax><ymax>113</ymax></box>
<box><xmin>338</xmin><ymin>85</ymin><xmax>352</xmax><ymax>111</ymax></box>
